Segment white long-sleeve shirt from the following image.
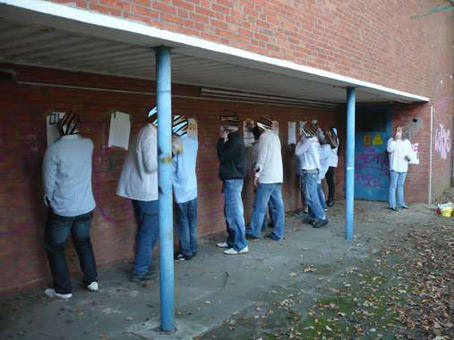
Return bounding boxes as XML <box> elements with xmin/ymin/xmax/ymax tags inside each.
<box><xmin>295</xmin><ymin>137</ymin><xmax>321</xmax><ymax>171</ymax></box>
<box><xmin>387</xmin><ymin>138</ymin><xmax>412</xmax><ymax>173</ymax></box>
<box><xmin>318</xmin><ymin>144</ymin><xmax>331</xmax><ymax>183</ymax></box>
<box><xmin>255</xmin><ymin>130</ymin><xmax>283</xmax><ymax>184</ymax></box>
<box><xmin>43</xmin><ymin>135</ymin><xmax>96</xmax><ymax>217</ymax></box>
<box><xmin>173</xmin><ymin>135</ymin><xmax>198</xmax><ymax>204</ymax></box>
<box><xmin>117</xmin><ymin>124</ymin><xmax>158</xmax><ymax>201</ymax></box>
<box><xmin>327</xmin><ymin>144</ymin><xmax>339</xmax><ymax>168</ymax></box>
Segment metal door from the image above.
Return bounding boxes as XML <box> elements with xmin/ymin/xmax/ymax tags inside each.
<box><xmin>354</xmin><ymin>105</ymin><xmax>391</xmax><ymax>201</ymax></box>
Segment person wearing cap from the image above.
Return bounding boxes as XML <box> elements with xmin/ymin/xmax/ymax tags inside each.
<box><xmin>216</xmin><ymin>114</ymin><xmax>249</xmax><ymax>255</ymax></box>
<box><xmin>117</xmin><ymin>107</ymin><xmax>159</xmax><ymax>282</ymax></box>
<box><xmin>42</xmin><ymin>112</ymin><xmax>98</xmax><ymax>299</ymax></box>
<box><xmin>247</xmin><ymin>116</ymin><xmax>285</xmax><ymax>241</ymax></box>
<box><xmin>387</xmin><ymin>125</ymin><xmax>412</xmax><ymax>211</ymax></box>
<box><xmin>325</xmin><ymin>128</ymin><xmax>340</xmax><ymax>206</ymax></box>
<box><xmin>172</xmin><ymin>115</ymin><xmax>199</xmax><ymax>261</ymax></box>
<box><xmin>295</xmin><ymin>126</ymin><xmax>329</xmax><ymax>228</ymax></box>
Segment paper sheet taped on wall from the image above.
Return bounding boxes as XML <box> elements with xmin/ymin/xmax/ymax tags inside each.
<box><xmin>108</xmin><ymin>111</ymin><xmax>131</xmax><ymax>150</ymax></box>
<box><xmin>288</xmin><ymin>122</ymin><xmax>296</xmax><ymax>144</ymax></box>
<box><xmin>46</xmin><ymin>112</ymin><xmax>65</xmax><ymax>147</ymax></box>
<box><xmin>272</xmin><ymin>121</ymin><xmax>279</xmax><ymax>136</ymax></box>
<box><xmin>243</xmin><ymin>120</ymin><xmax>255</xmax><ymax>147</ymax></box>
<box><xmin>188</xmin><ymin>118</ymin><xmax>198</xmax><ymax>140</ymax></box>
<box><xmin>409</xmin><ymin>143</ymin><xmax>420</xmax><ymax>164</ymax></box>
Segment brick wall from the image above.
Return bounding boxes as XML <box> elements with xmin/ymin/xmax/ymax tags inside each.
<box><xmin>0</xmin><ymin>64</ymin><xmax>344</xmax><ymax>292</ymax></box>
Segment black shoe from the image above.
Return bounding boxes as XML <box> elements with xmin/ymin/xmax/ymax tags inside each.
<box><xmin>389</xmin><ymin>207</ymin><xmax>399</xmax><ymax>212</ymax></box>
<box><xmin>326</xmin><ymin>200</ymin><xmax>334</xmax><ymax>207</ymax></box>
<box><xmin>302</xmin><ymin>217</ymin><xmax>314</xmax><ymax>225</ymax></box>
<box><xmin>246</xmin><ymin>234</ymin><xmax>260</xmax><ymax>240</ymax></box>
<box><xmin>313</xmin><ymin>218</ymin><xmax>329</xmax><ymax>228</ymax></box>
<box><xmin>265</xmin><ymin>234</ymin><xmax>281</xmax><ymax>241</ymax></box>
<box><xmin>130</xmin><ymin>271</ymin><xmax>154</xmax><ymax>282</ymax></box>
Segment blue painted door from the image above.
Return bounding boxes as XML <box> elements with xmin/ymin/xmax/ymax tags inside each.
<box><xmin>355</xmin><ymin>105</ymin><xmax>391</xmax><ymax>201</ymax></box>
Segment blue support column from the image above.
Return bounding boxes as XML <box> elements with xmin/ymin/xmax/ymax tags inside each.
<box><xmin>345</xmin><ymin>87</ymin><xmax>356</xmax><ymax>242</ymax></box>
<box><xmin>156</xmin><ymin>47</ymin><xmax>175</xmax><ymax>332</ymax></box>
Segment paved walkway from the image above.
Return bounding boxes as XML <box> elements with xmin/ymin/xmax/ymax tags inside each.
<box><xmin>0</xmin><ymin>201</ymin><xmax>434</xmax><ymax>339</ymax></box>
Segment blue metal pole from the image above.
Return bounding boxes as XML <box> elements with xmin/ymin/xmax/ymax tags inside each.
<box><xmin>345</xmin><ymin>87</ymin><xmax>356</xmax><ymax>242</ymax></box>
<box><xmin>156</xmin><ymin>46</ymin><xmax>175</xmax><ymax>332</ymax></box>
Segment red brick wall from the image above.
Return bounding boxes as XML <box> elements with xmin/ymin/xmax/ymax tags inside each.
<box><xmin>43</xmin><ymin>0</ymin><xmax>454</xmax><ymax>199</ymax></box>
<box><xmin>0</xmin><ymin>64</ymin><xmax>344</xmax><ymax>292</ymax></box>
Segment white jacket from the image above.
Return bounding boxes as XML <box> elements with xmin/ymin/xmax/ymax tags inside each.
<box><xmin>295</xmin><ymin>137</ymin><xmax>321</xmax><ymax>171</ymax></box>
<box><xmin>255</xmin><ymin>130</ymin><xmax>283</xmax><ymax>184</ymax></box>
<box><xmin>117</xmin><ymin>124</ymin><xmax>158</xmax><ymax>201</ymax></box>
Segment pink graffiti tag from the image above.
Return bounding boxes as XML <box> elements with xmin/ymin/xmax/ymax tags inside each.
<box><xmin>434</xmin><ymin>124</ymin><xmax>451</xmax><ymax>160</ymax></box>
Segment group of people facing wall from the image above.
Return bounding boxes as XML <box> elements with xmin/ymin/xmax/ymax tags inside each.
<box><xmin>41</xmin><ymin>109</ymin><xmax>411</xmax><ymax>300</ymax></box>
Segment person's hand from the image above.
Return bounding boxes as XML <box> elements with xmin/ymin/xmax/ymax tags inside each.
<box><xmin>254</xmin><ymin>176</ymin><xmax>259</xmax><ymax>187</ymax></box>
<box><xmin>405</xmin><ymin>155</ymin><xmax>411</xmax><ymax>162</ymax></box>
<box><xmin>219</xmin><ymin>127</ymin><xmax>229</xmax><ymax>141</ymax></box>
<box><xmin>394</xmin><ymin>131</ymin><xmax>402</xmax><ymax>140</ymax></box>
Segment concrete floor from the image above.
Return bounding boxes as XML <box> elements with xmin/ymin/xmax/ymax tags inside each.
<box><xmin>0</xmin><ymin>200</ymin><xmax>437</xmax><ymax>339</ymax></box>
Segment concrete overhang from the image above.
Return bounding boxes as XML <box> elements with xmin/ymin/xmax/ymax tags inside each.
<box><xmin>0</xmin><ymin>0</ymin><xmax>430</xmax><ymax>105</ymax></box>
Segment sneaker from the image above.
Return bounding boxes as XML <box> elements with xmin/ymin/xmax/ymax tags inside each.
<box><xmin>45</xmin><ymin>288</ymin><xmax>72</xmax><ymax>300</ymax></box>
<box><xmin>86</xmin><ymin>281</ymin><xmax>98</xmax><ymax>292</ymax></box>
<box><xmin>224</xmin><ymin>246</ymin><xmax>249</xmax><ymax>255</ymax></box>
<box><xmin>389</xmin><ymin>207</ymin><xmax>399</xmax><ymax>212</ymax></box>
<box><xmin>401</xmin><ymin>205</ymin><xmax>409</xmax><ymax>209</ymax></box>
<box><xmin>246</xmin><ymin>234</ymin><xmax>260</xmax><ymax>240</ymax></box>
<box><xmin>265</xmin><ymin>234</ymin><xmax>281</xmax><ymax>241</ymax></box>
<box><xmin>216</xmin><ymin>242</ymin><xmax>229</xmax><ymax>248</ymax></box>
<box><xmin>326</xmin><ymin>201</ymin><xmax>334</xmax><ymax>207</ymax></box>
<box><xmin>130</xmin><ymin>271</ymin><xmax>154</xmax><ymax>282</ymax></box>
<box><xmin>175</xmin><ymin>253</ymin><xmax>192</xmax><ymax>261</ymax></box>
<box><xmin>302</xmin><ymin>217</ymin><xmax>314</xmax><ymax>225</ymax></box>
<box><xmin>313</xmin><ymin>218</ymin><xmax>329</xmax><ymax>229</ymax></box>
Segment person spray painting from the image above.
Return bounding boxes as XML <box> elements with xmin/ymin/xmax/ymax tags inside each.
<box><xmin>43</xmin><ymin>112</ymin><xmax>98</xmax><ymax>299</ymax></box>
<box><xmin>387</xmin><ymin>125</ymin><xmax>412</xmax><ymax>211</ymax></box>
<box><xmin>216</xmin><ymin>113</ymin><xmax>249</xmax><ymax>255</ymax></box>
<box><xmin>117</xmin><ymin>107</ymin><xmax>159</xmax><ymax>282</ymax></box>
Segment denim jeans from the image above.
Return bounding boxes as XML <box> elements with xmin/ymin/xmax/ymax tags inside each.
<box><xmin>223</xmin><ymin>179</ymin><xmax>248</xmax><ymax>251</ymax></box>
<box><xmin>132</xmin><ymin>199</ymin><xmax>159</xmax><ymax>275</ymax></box>
<box><xmin>175</xmin><ymin>197</ymin><xmax>198</xmax><ymax>257</ymax></box>
<box><xmin>301</xmin><ymin>170</ymin><xmax>326</xmax><ymax>221</ymax></box>
<box><xmin>45</xmin><ymin>210</ymin><xmax>97</xmax><ymax>294</ymax></box>
<box><xmin>248</xmin><ymin>183</ymin><xmax>285</xmax><ymax>240</ymax></box>
<box><xmin>389</xmin><ymin>170</ymin><xmax>407</xmax><ymax>208</ymax></box>
<box><xmin>318</xmin><ymin>184</ymin><xmax>327</xmax><ymax>210</ymax></box>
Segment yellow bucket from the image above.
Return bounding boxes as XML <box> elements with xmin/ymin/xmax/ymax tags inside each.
<box><xmin>442</xmin><ymin>207</ymin><xmax>453</xmax><ymax>217</ymax></box>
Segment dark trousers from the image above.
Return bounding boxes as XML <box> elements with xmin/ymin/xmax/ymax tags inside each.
<box><xmin>45</xmin><ymin>210</ymin><xmax>97</xmax><ymax>294</ymax></box>
<box><xmin>325</xmin><ymin>166</ymin><xmax>336</xmax><ymax>202</ymax></box>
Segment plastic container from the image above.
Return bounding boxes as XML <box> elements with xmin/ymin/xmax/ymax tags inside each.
<box><xmin>441</xmin><ymin>207</ymin><xmax>453</xmax><ymax>218</ymax></box>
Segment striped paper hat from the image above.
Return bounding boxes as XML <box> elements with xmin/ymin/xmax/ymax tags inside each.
<box><xmin>256</xmin><ymin>116</ymin><xmax>273</xmax><ymax>131</ymax></box>
<box><xmin>57</xmin><ymin>112</ymin><xmax>80</xmax><ymax>135</ymax></box>
<box><xmin>147</xmin><ymin>106</ymin><xmax>158</xmax><ymax>126</ymax></box>
<box><xmin>220</xmin><ymin>114</ymin><xmax>240</xmax><ymax>129</ymax></box>
<box><xmin>172</xmin><ymin>115</ymin><xmax>188</xmax><ymax>137</ymax></box>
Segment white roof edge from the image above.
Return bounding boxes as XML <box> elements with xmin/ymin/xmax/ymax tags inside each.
<box><xmin>0</xmin><ymin>0</ymin><xmax>430</xmax><ymax>103</ymax></box>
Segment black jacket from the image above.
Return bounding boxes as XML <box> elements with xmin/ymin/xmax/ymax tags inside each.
<box><xmin>216</xmin><ymin>131</ymin><xmax>247</xmax><ymax>180</ymax></box>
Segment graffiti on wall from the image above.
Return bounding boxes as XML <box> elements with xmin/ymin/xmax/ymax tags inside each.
<box><xmin>435</xmin><ymin>123</ymin><xmax>451</xmax><ymax>160</ymax></box>
<box><xmin>355</xmin><ymin>146</ymin><xmax>389</xmax><ymax>188</ymax></box>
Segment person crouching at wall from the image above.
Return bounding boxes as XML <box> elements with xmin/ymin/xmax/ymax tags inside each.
<box><xmin>387</xmin><ymin>125</ymin><xmax>412</xmax><ymax>212</ymax></box>
<box><xmin>172</xmin><ymin>115</ymin><xmax>199</xmax><ymax>261</ymax></box>
<box><xmin>246</xmin><ymin>116</ymin><xmax>285</xmax><ymax>241</ymax></box>
<box><xmin>216</xmin><ymin>113</ymin><xmax>249</xmax><ymax>255</ymax></box>
<box><xmin>117</xmin><ymin>107</ymin><xmax>159</xmax><ymax>282</ymax></box>
<box><xmin>43</xmin><ymin>112</ymin><xmax>98</xmax><ymax>299</ymax></box>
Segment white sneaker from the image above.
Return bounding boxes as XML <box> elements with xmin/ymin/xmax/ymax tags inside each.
<box><xmin>45</xmin><ymin>288</ymin><xmax>72</xmax><ymax>299</ymax></box>
<box><xmin>224</xmin><ymin>246</ymin><xmax>249</xmax><ymax>255</ymax></box>
<box><xmin>86</xmin><ymin>281</ymin><xmax>99</xmax><ymax>292</ymax></box>
<box><xmin>216</xmin><ymin>242</ymin><xmax>229</xmax><ymax>248</ymax></box>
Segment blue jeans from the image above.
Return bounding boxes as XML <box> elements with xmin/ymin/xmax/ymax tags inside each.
<box><xmin>175</xmin><ymin>197</ymin><xmax>198</xmax><ymax>257</ymax></box>
<box><xmin>132</xmin><ymin>200</ymin><xmax>159</xmax><ymax>275</ymax></box>
<box><xmin>389</xmin><ymin>171</ymin><xmax>407</xmax><ymax>208</ymax></box>
<box><xmin>248</xmin><ymin>183</ymin><xmax>285</xmax><ymax>240</ymax></box>
<box><xmin>301</xmin><ymin>170</ymin><xmax>326</xmax><ymax>221</ymax></box>
<box><xmin>223</xmin><ymin>179</ymin><xmax>248</xmax><ymax>251</ymax></box>
<box><xmin>45</xmin><ymin>210</ymin><xmax>97</xmax><ymax>294</ymax></box>
<box><xmin>318</xmin><ymin>184</ymin><xmax>327</xmax><ymax>210</ymax></box>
